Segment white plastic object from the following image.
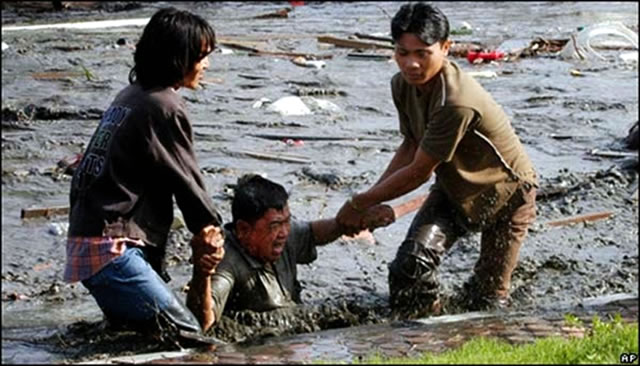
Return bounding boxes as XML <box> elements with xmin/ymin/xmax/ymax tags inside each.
<box><xmin>559</xmin><ymin>21</ymin><xmax>638</xmax><ymax>61</ymax></box>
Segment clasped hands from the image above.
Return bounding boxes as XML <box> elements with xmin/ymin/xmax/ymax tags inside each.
<box><xmin>190</xmin><ymin>224</ymin><xmax>225</xmax><ymax>275</ymax></box>
<box><xmin>336</xmin><ymin>198</ymin><xmax>396</xmax><ymax>237</ymax></box>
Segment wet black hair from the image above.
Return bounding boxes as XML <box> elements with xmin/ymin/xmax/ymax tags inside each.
<box><xmin>232</xmin><ymin>174</ymin><xmax>289</xmax><ymax>225</ymax></box>
<box><xmin>128</xmin><ymin>7</ymin><xmax>216</xmax><ymax>89</ymax></box>
<box><xmin>391</xmin><ymin>2</ymin><xmax>449</xmax><ymax>46</ymax></box>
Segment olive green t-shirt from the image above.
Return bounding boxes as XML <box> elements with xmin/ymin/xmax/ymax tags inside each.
<box><xmin>210</xmin><ymin>221</ymin><xmax>317</xmax><ymax>320</ymax></box>
<box><xmin>391</xmin><ymin>60</ymin><xmax>537</xmax><ymax>225</ymax></box>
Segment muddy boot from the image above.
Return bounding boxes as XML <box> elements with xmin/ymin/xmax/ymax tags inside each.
<box><xmin>387</xmin><ymin>235</ymin><xmax>444</xmax><ymax>318</ymax></box>
<box><xmin>458</xmin><ymin>275</ymin><xmax>512</xmax><ymax>311</ymax></box>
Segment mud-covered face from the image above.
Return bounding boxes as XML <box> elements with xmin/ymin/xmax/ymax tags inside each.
<box><xmin>238</xmin><ymin>205</ymin><xmax>291</xmax><ymax>263</ymax></box>
<box><xmin>394</xmin><ymin>33</ymin><xmax>450</xmax><ymax>87</ymax></box>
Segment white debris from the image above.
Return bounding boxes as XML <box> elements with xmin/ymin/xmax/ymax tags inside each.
<box><xmin>2</xmin><ymin>42</ymin><xmax>8</xmax><ymax>51</ymax></box>
<box><xmin>266</xmin><ymin>96</ymin><xmax>312</xmax><ymax>116</ymax></box>
<box><xmin>252</xmin><ymin>97</ymin><xmax>271</xmax><ymax>109</ymax></box>
<box><xmin>467</xmin><ymin>70</ymin><xmax>498</xmax><ymax>79</ymax></box>
<box><xmin>620</xmin><ymin>51</ymin><xmax>638</xmax><ymax>64</ymax></box>
<box><xmin>559</xmin><ymin>22</ymin><xmax>638</xmax><ymax>62</ymax></box>
<box><xmin>217</xmin><ymin>47</ymin><xmax>234</xmax><ymax>55</ymax></box>
<box><xmin>48</xmin><ymin>222</ymin><xmax>69</xmax><ymax>236</ymax></box>
<box><xmin>291</xmin><ymin>56</ymin><xmax>326</xmax><ymax>69</ymax></box>
<box><xmin>460</xmin><ymin>21</ymin><xmax>472</xmax><ymax>30</ymax></box>
<box><xmin>302</xmin><ymin>97</ymin><xmax>342</xmax><ymax>114</ymax></box>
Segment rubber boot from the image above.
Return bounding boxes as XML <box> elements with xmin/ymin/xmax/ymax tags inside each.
<box><xmin>388</xmin><ymin>224</ymin><xmax>450</xmax><ymax>317</ymax></box>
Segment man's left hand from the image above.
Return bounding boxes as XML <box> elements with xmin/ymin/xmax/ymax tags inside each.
<box><xmin>191</xmin><ymin>225</ymin><xmax>225</xmax><ymax>274</ymax></box>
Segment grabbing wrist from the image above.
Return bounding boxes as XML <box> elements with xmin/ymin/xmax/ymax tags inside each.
<box><xmin>347</xmin><ymin>196</ymin><xmax>365</xmax><ymax>213</ymax></box>
<box><xmin>348</xmin><ymin>194</ymin><xmax>372</xmax><ymax>213</ymax></box>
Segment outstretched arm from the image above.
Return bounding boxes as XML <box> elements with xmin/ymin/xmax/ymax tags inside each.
<box><xmin>310</xmin><ymin>204</ymin><xmax>396</xmax><ymax>245</ymax></box>
<box><xmin>337</xmin><ymin>146</ymin><xmax>440</xmax><ymax>231</ymax></box>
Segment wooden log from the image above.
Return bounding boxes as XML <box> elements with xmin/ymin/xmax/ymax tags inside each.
<box><xmin>317</xmin><ymin>35</ymin><xmax>394</xmax><ymax>50</ymax></box>
<box><xmin>21</xmin><ymin>206</ymin><xmax>69</xmax><ymax>219</ymax></box>
<box><xmin>545</xmin><ymin>211</ymin><xmax>613</xmax><ymax>227</ymax></box>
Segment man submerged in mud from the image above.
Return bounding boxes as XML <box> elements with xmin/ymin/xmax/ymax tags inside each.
<box><xmin>64</xmin><ymin>7</ymin><xmax>225</xmax><ymax>339</ymax></box>
<box><xmin>336</xmin><ymin>2</ymin><xmax>538</xmax><ymax>315</ymax></box>
<box><xmin>187</xmin><ymin>174</ymin><xmax>395</xmax><ymax>333</ymax></box>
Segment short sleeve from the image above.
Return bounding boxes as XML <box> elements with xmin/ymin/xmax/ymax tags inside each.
<box><xmin>287</xmin><ymin>221</ymin><xmax>317</xmax><ymax>265</ymax></box>
<box><xmin>391</xmin><ymin>75</ymin><xmax>414</xmax><ymax>141</ymax></box>
<box><xmin>421</xmin><ymin>106</ymin><xmax>477</xmax><ymax>162</ymax></box>
<box><xmin>210</xmin><ymin>261</ymin><xmax>235</xmax><ymax>321</ymax></box>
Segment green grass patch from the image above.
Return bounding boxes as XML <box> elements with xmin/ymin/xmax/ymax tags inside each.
<box><xmin>350</xmin><ymin>315</ymin><xmax>638</xmax><ymax>365</ymax></box>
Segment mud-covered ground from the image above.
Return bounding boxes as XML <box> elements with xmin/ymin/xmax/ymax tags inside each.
<box><xmin>2</xmin><ymin>1</ymin><xmax>638</xmax><ymax>363</ymax></box>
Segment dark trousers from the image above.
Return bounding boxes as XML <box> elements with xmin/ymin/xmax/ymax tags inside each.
<box><xmin>388</xmin><ymin>184</ymin><xmax>537</xmax><ymax>306</ymax></box>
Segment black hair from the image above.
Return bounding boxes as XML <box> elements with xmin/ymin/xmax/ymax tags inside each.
<box><xmin>128</xmin><ymin>7</ymin><xmax>216</xmax><ymax>89</ymax></box>
<box><xmin>391</xmin><ymin>2</ymin><xmax>449</xmax><ymax>45</ymax></box>
<box><xmin>232</xmin><ymin>175</ymin><xmax>289</xmax><ymax>225</ymax></box>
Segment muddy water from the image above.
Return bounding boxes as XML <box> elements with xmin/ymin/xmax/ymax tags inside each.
<box><xmin>2</xmin><ymin>1</ymin><xmax>638</xmax><ymax>363</ymax></box>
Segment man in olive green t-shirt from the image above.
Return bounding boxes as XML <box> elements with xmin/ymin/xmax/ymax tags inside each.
<box><xmin>337</xmin><ymin>2</ymin><xmax>538</xmax><ymax>314</ymax></box>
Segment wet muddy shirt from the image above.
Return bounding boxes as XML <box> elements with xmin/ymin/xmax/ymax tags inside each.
<box><xmin>391</xmin><ymin>60</ymin><xmax>538</xmax><ymax>226</ymax></box>
<box><xmin>67</xmin><ymin>83</ymin><xmax>222</xmax><ymax>276</ymax></box>
<box><xmin>211</xmin><ymin>221</ymin><xmax>317</xmax><ymax>320</ymax></box>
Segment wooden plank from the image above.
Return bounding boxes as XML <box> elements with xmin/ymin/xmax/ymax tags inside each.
<box><xmin>590</xmin><ymin>149</ymin><xmax>637</xmax><ymax>158</ymax></box>
<box><xmin>217</xmin><ymin>39</ymin><xmax>263</xmax><ymax>52</ymax></box>
<box><xmin>252</xmin><ymin>8</ymin><xmax>291</xmax><ymax>19</ymax></box>
<box><xmin>317</xmin><ymin>35</ymin><xmax>394</xmax><ymax>50</ymax></box>
<box><xmin>247</xmin><ymin>133</ymin><xmax>385</xmax><ymax>141</ymax></box>
<box><xmin>32</xmin><ymin>71</ymin><xmax>85</xmax><ymax>80</ymax></box>
<box><xmin>545</xmin><ymin>211</ymin><xmax>613</xmax><ymax>227</ymax></box>
<box><xmin>391</xmin><ymin>194</ymin><xmax>428</xmax><ymax>219</ymax></box>
<box><xmin>347</xmin><ymin>53</ymin><xmax>392</xmax><ymax>60</ymax></box>
<box><xmin>218</xmin><ymin>39</ymin><xmax>333</xmax><ymax>59</ymax></box>
<box><xmin>254</xmin><ymin>50</ymin><xmax>333</xmax><ymax>60</ymax></box>
<box><xmin>354</xmin><ymin>32</ymin><xmax>393</xmax><ymax>43</ymax></box>
<box><xmin>21</xmin><ymin>206</ymin><xmax>69</xmax><ymax>219</ymax></box>
<box><xmin>342</xmin><ymin>194</ymin><xmax>428</xmax><ymax>243</ymax></box>
<box><xmin>231</xmin><ymin>149</ymin><xmax>311</xmax><ymax>164</ymax></box>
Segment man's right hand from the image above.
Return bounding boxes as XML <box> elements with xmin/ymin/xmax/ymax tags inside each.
<box><xmin>336</xmin><ymin>200</ymin><xmax>365</xmax><ymax>236</ymax></box>
<box><xmin>361</xmin><ymin>204</ymin><xmax>396</xmax><ymax>230</ymax></box>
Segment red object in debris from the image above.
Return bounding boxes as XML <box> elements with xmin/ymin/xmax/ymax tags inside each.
<box><xmin>57</xmin><ymin>153</ymin><xmax>83</xmax><ymax>175</ymax></box>
<box><xmin>466</xmin><ymin>50</ymin><xmax>504</xmax><ymax>63</ymax></box>
<box><xmin>283</xmin><ymin>139</ymin><xmax>304</xmax><ymax>147</ymax></box>
<box><xmin>289</xmin><ymin>1</ymin><xmax>305</xmax><ymax>6</ymax></box>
